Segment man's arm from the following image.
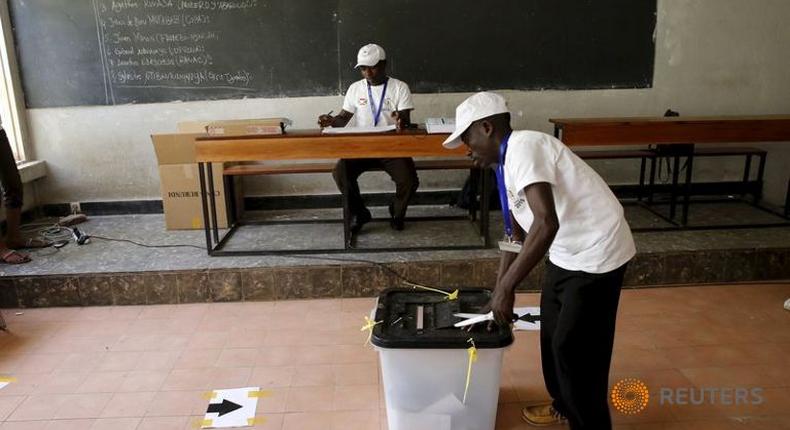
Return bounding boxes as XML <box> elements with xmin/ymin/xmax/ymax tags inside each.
<box><xmin>318</xmin><ymin>110</ymin><xmax>353</xmax><ymax>128</ymax></box>
<box><xmin>392</xmin><ymin>109</ymin><xmax>412</xmax><ymax>130</ymax></box>
<box><xmin>490</xmin><ymin>182</ymin><xmax>559</xmax><ymax>325</ymax></box>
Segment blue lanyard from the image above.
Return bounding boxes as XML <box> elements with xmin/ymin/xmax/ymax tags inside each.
<box><xmin>495</xmin><ymin>132</ymin><xmax>513</xmax><ymax>238</ymax></box>
<box><xmin>366</xmin><ymin>78</ymin><xmax>389</xmax><ymax>126</ymax></box>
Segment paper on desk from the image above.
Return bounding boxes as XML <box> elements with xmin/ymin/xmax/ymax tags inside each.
<box><xmin>425</xmin><ymin>117</ymin><xmax>456</xmax><ymax>134</ymax></box>
<box><xmin>321</xmin><ymin>124</ymin><xmax>396</xmax><ymax>134</ymax></box>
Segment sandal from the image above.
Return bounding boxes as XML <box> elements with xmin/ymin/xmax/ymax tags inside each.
<box><xmin>0</xmin><ymin>248</ymin><xmax>31</xmax><ymax>264</ymax></box>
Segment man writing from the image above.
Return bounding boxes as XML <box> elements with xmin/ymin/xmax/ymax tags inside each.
<box><xmin>318</xmin><ymin>43</ymin><xmax>418</xmax><ymax>233</ymax></box>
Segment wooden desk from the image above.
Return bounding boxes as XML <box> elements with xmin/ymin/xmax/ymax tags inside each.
<box><xmin>550</xmin><ymin>115</ymin><xmax>790</xmax><ymax>146</ymax></box>
<box><xmin>194</xmin><ymin>129</ymin><xmax>489</xmax><ymax>255</ymax></box>
<box><xmin>551</xmin><ymin>115</ymin><xmax>790</xmax><ymax>226</ymax></box>
<box><xmin>195</xmin><ymin>129</ymin><xmax>466</xmax><ymax>162</ymax></box>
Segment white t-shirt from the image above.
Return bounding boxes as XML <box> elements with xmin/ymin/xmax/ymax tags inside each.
<box><xmin>504</xmin><ymin>130</ymin><xmax>636</xmax><ymax>274</ymax></box>
<box><xmin>342</xmin><ymin>77</ymin><xmax>414</xmax><ymax>127</ymax></box>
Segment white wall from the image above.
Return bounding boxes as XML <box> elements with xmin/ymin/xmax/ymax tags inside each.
<box><xmin>25</xmin><ymin>0</ymin><xmax>790</xmax><ymax>207</ymax></box>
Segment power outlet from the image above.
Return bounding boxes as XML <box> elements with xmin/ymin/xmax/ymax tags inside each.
<box><xmin>69</xmin><ymin>202</ymin><xmax>81</xmax><ymax>214</ymax></box>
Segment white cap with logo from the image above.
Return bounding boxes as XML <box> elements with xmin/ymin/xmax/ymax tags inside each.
<box><xmin>442</xmin><ymin>92</ymin><xmax>509</xmax><ymax>149</ymax></box>
<box><xmin>355</xmin><ymin>44</ymin><xmax>386</xmax><ymax>68</ymax></box>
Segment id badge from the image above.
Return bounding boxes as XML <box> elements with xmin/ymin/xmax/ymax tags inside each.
<box><xmin>498</xmin><ymin>237</ymin><xmax>522</xmax><ymax>253</ymax></box>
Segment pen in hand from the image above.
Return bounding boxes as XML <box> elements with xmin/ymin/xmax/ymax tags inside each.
<box><xmin>318</xmin><ymin>110</ymin><xmax>334</xmax><ymax>128</ymax></box>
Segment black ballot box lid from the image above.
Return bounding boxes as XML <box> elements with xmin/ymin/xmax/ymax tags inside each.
<box><xmin>370</xmin><ymin>288</ymin><xmax>514</xmax><ymax>349</ymax></box>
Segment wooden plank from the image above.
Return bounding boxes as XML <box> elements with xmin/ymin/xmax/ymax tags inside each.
<box><xmin>196</xmin><ymin>129</ymin><xmax>464</xmax><ymax>162</ymax></box>
<box><xmin>694</xmin><ymin>147</ymin><xmax>766</xmax><ymax>156</ymax></box>
<box><xmin>550</xmin><ymin>114</ymin><xmax>790</xmax><ymax>124</ymax></box>
<box><xmin>224</xmin><ymin>163</ymin><xmax>335</xmax><ymax>176</ymax></box>
<box><xmin>550</xmin><ymin>116</ymin><xmax>790</xmax><ymax>146</ymax></box>
<box><xmin>573</xmin><ymin>150</ymin><xmax>654</xmax><ymax>159</ymax></box>
<box><xmin>223</xmin><ymin>158</ymin><xmax>474</xmax><ymax>176</ymax></box>
<box><xmin>414</xmin><ymin>159</ymin><xmax>474</xmax><ymax>170</ymax></box>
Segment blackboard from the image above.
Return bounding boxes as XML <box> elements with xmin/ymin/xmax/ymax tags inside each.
<box><xmin>10</xmin><ymin>0</ymin><xmax>656</xmax><ymax>108</ymax></box>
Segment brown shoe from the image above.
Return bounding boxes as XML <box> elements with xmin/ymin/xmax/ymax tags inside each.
<box><xmin>522</xmin><ymin>403</ymin><xmax>567</xmax><ymax>427</ymax></box>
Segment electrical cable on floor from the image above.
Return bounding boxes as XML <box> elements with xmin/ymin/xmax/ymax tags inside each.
<box><xmin>282</xmin><ymin>254</ymin><xmax>426</xmax><ymax>286</ymax></box>
<box><xmin>20</xmin><ymin>219</ymin><xmax>438</xmax><ymax>288</ymax></box>
<box><xmin>89</xmin><ymin>235</ymin><xmax>205</xmax><ymax>250</ymax></box>
<box><xmin>92</xmin><ymin>237</ymin><xmax>432</xmax><ymax>287</ymax></box>
<box><xmin>20</xmin><ymin>220</ymin><xmax>72</xmax><ymax>242</ymax></box>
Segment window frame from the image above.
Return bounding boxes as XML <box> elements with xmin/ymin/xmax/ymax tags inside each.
<box><xmin>0</xmin><ymin>0</ymin><xmax>32</xmax><ymax>162</ymax></box>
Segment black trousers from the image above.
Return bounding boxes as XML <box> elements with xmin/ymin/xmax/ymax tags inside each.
<box><xmin>541</xmin><ymin>259</ymin><xmax>628</xmax><ymax>430</ymax></box>
<box><xmin>0</xmin><ymin>130</ymin><xmax>22</xmax><ymax>209</ymax></box>
<box><xmin>332</xmin><ymin>158</ymin><xmax>419</xmax><ymax>219</ymax></box>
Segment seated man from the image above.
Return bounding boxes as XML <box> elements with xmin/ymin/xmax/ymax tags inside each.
<box><xmin>318</xmin><ymin>43</ymin><xmax>418</xmax><ymax>233</ymax></box>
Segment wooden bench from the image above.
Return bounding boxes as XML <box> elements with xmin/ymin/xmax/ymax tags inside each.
<box><xmin>196</xmin><ymin>130</ymin><xmax>493</xmax><ymax>255</ymax></box>
<box><xmin>646</xmin><ymin>145</ymin><xmax>768</xmax><ymax>220</ymax></box>
<box><xmin>551</xmin><ymin>115</ymin><xmax>790</xmax><ymax>226</ymax></box>
<box><xmin>222</xmin><ymin>158</ymin><xmax>487</xmax><ymax>249</ymax></box>
<box><xmin>224</xmin><ymin>158</ymin><xmax>475</xmax><ymax>176</ymax></box>
<box><xmin>692</xmin><ymin>146</ymin><xmax>767</xmax><ymax>201</ymax></box>
<box><xmin>573</xmin><ymin>149</ymin><xmax>657</xmax><ymax>201</ymax></box>
<box><xmin>225</xmin><ymin>150</ymin><xmax>661</xmax><ymax>215</ymax></box>
<box><xmin>223</xmin><ymin>158</ymin><xmax>478</xmax><ymax>217</ymax></box>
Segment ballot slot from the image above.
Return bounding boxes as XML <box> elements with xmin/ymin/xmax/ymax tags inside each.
<box><xmin>400</xmin><ymin>300</ymin><xmax>466</xmax><ymax>334</ymax></box>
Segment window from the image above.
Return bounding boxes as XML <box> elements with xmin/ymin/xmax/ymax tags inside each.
<box><xmin>0</xmin><ymin>1</ymin><xmax>31</xmax><ymax>162</ymax></box>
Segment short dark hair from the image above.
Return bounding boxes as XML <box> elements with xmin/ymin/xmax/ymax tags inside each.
<box><xmin>489</xmin><ymin>112</ymin><xmax>511</xmax><ymax>129</ymax></box>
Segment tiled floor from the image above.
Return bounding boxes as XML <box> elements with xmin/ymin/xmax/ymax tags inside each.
<box><xmin>1</xmin><ymin>283</ymin><xmax>789</xmax><ymax>429</ymax></box>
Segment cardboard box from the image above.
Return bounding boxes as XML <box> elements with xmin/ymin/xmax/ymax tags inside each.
<box><xmin>206</xmin><ymin>118</ymin><xmax>287</xmax><ymax>136</ymax></box>
<box><xmin>175</xmin><ymin>121</ymin><xmax>211</xmax><ymax>133</ymax></box>
<box><xmin>151</xmin><ymin>133</ymin><xmax>240</xmax><ymax>230</ymax></box>
<box><xmin>175</xmin><ymin>118</ymin><xmax>288</xmax><ymax>135</ymax></box>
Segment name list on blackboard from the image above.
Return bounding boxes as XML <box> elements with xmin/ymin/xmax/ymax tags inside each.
<box><xmin>93</xmin><ymin>0</ymin><xmax>258</xmax><ymax>102</ymax></box>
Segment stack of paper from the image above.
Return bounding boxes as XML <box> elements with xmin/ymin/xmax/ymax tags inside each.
<box><xmin>425</xmin><ymin>118</ymin><xmax>455</xmax><ymax>134</ymax></box>
<box><xmin>206</xmin><ymin>118</ymin><xmax>289</xmax><ymax>136</ymax></box>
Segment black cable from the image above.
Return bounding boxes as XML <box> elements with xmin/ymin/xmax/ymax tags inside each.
<box><xmin>21</xmin><ymin>222</ymin><xmax>428</xmax><ymax>286</ymax></box>
<box><xmin>90</xmin><ymin>235</ymin><xmax>205</xmax><ymax>250</ymax></box>
<box><xmin>284</xmin><ymin>254</ymin><xmax>414</xmax><ymax>283</ymax></box>
<box><xmin>90</xmin><ymin>235</ymin><xmax>432</xmax><ymax>287</ymax></box>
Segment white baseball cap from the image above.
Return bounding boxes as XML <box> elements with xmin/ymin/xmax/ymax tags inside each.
<box><xmin>442</xmin><ymin>92</ymin><xmax>510</xmax><ymax>149</ymax></box>
<box><xmin>355</xmin><ymin>43</ymin><xmax>386</xmax><ymax>68</ymax></box>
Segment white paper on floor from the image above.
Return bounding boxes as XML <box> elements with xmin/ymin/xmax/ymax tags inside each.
<box><xmin>202</xmin><ymin>387</ymin><xmax>261</xmax><ymax>429</ymax></box>
<box><xmin>513</xmin><ymin>306</ymin><xmax>540</xmax><ymax>331</ymax></box>
<box><xmin>0</xmin><ymin>377</ymin><xmax>14</xmax><ymax>391</ymax></box>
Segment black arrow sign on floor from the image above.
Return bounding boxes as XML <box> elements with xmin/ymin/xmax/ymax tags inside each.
<box><xmin>206</xmin><ymin>399</ymin><xmax>243</xmax><ymax>417</ymax></box>
<box><xmin>518</xmin><ymin>313</ymin><xmax>540</xmax><ymax>324</ymax></box>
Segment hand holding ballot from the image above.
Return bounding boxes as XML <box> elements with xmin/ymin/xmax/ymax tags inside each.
<box><xmin>454</xmin><ymin>306</ymin><xmax>541</xmax><ymax>331</ymax></box>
